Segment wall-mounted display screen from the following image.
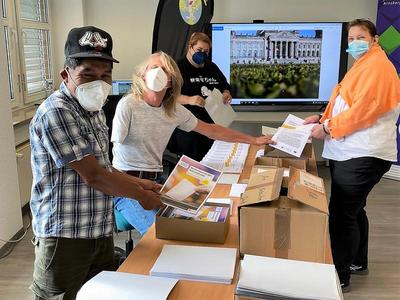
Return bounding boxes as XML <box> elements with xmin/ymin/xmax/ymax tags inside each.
<box><xmin>211</xmin><ymin>22</ymin><xmax>348</xmax><ymax>111</ymax></box>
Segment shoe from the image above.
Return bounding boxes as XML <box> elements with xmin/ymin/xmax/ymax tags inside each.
<box><xmin>350</xmin><ymin>264</ymin><xmax>369</xmax><ymax>275</ymax></box>
<box><xmin>341</xmin><ymin>281</ymin><xmax>351</xmax><ymax>293</ymax></box>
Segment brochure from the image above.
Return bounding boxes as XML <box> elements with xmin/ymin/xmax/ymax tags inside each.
<box><xmin>161</xmin><ymin>205</ymin><xmax>229</xmax><ymax>223</ymax></box>
<box><xmin>270</xmin><ymin>114</ymin><xmax>315</xmax><ymax>157</ymax></box>
<box><xmin>160</xmin><ymin>155</ymin><xmax>222</xmax><ymax>214</ymax></box>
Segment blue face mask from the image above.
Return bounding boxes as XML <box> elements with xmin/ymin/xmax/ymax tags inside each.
<box><xmin>192</xmin><ymin>51</ymin><xmax>208</xmax><ymax>65</ymax></box>
<box><xmin>346</xmin><ymin>40</ymin><xmax>370</xmax><ymax>60</ymax></box>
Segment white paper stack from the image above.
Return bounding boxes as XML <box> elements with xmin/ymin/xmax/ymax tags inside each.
<box><xmin>76</xmin><ymin>271</ymin><xmax>178</xmax><ymax>300</ymax></box>
<box><xmin>206</xmin><ymin>197</ymin><xmax>233</xmax><ymax>215</ymax></box>
<box><xmin>150</xmin><ymin>245</ymin><xmax>237</xmax><ymax>284</ymax></box>
<box><xmin>236</xmin><ymin>255</ymin><xmax>343</xmax><ymax>300</ymax></box>
<box><xmin>201</xmin><ymin>141</ymin><xmax>249</xmax><ymax>174</ymax></box>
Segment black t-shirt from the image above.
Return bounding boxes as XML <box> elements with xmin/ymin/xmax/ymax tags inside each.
<box><xmin>177</xmin><ymin>56</ymin><xmax>231</xmax><ymax>123</ymax></box>
<box><xmin>167</xmin><ymin>56</ymin><xmax>231</xmax><ymax>161</ymax></box>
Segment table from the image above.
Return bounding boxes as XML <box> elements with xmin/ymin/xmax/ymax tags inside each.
<box><xmin>118</xmin><ymin>145</ymin><xmax>332</xmax><ymax>299</ymax></box>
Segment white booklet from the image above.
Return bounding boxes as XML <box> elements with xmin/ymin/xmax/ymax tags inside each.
<box><xmin>205</xmin><ymin>88</ymin><xmax>237</xmax><ymax>127</ymax></box>
<box><xmin>236</xmin><ymin>255</ymin><xmax>343</xmax><ymax>300</ymax></box>
<box><xmin>76</xmin><ymin>271</ymin><xmax>178</xmax><ymax>300</ymax></box>
<box><xmin>271</xmin><ymin>114</ymin><xmax>315</xmax><ymax>157</ymax></box>
<box><xmin>160</xmin><ymin>155</ymin><xmax>222</xmax><ymax>215</ymax></box>
<box><xmin>150</xmin><ymin>245</ymin><xmax>237</xmax><ymax>284</ymax></box>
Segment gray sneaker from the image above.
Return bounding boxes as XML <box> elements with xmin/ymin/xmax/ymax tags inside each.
<box><xmin>350</xmin><ymin>264</ymin><xmax>369</xmax><ymax>275</ymax></box>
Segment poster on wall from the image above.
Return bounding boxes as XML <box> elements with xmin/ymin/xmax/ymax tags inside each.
<box><xmin>377</xmin><ymin>0</ymin><xmax>400</xmax><ymax>179</ymax></box>
<box><xmin>152</xmin><ymin>0</ymin><xmax>214</xmax><ymax>61</ymax></box>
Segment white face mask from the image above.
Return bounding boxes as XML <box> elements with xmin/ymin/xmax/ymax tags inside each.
<box><xmin>145</xmin><ymin>67</ymin><xmax>168</xmax><ymax>92</ymax></box>
<box><xmin>74</xmin><ymin>80</ymin><xmax>111</xmax><ymax>112</ymax></box>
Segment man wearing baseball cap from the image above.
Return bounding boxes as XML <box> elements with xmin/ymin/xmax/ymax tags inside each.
<box><xmin>29</xmin><ymin>26</ymin><xmax>161</xmax><ymax>299</ymax></box>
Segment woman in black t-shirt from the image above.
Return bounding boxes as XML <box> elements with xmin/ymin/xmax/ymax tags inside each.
<box><xmin>167</xmin><ymin>32</ymin><xmax>232</xmax><ymax>161</ymax></box>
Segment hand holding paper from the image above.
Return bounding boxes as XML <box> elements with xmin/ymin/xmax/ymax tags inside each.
<box><xmin>271</xmin><ymin>114</ymin><xmax>316</xmax><ymax>157</ymax></box>
<box><xmin>205</xmin><ymin>88</ymin><xmax>237</xmax><ymax>127</ymax></box>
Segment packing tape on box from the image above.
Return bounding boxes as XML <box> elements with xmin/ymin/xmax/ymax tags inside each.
<box><xmin>245</xmin><ymin>181</ymin><xmax>275</xmax><ymax>191</ymax></box>
<box><xmin>274</xmin><ymin>207</ymin><xmax>291</xmax><ymax>259</ymax></box>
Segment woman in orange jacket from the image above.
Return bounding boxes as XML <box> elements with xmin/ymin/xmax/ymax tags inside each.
<box><xmin>305</xmin><ymin>19</ymin><xmax>400</xmax><ymax>293</ymax></box>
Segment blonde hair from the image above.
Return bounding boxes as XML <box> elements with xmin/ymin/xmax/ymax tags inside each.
<box><xmin>187</xmin><ymin>32</ymin><xmax>211</xmax><ymax>51</ymax></box>
<box><xmin>131</xmin><ymin>51</ymin><xmax>183</xmax><ymax>116</ymax></box>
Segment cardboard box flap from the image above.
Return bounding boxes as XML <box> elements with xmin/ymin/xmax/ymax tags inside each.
<box><xmin>239</xmin><ymin>167</ymin><xmax>283</xmax><ymax>207</ymax></box>
<box><xmin>287</xmin><ymin>167</ymin><xmax>328</xmax><ymax>214</ymax></box>
<box><xmin>265</xmin><ymin>143</ymin><xmax>312</xmax><ymax>159</ymax></box>
<box><xmin>255</xmin><ymin>157</ymin><xmax>307</xmax><ymax>171</ymax></box>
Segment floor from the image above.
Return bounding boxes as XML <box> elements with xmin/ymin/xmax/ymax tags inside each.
<box><xmin>0</xmin><ymin>165</ymin><xmax>399</xmax><ymax>300</ymax></box>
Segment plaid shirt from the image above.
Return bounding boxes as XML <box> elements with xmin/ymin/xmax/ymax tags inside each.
<box><xmin>30</xmin><ymin>82</ymin><xmax>114</xmax><ymax>238</ymax></box>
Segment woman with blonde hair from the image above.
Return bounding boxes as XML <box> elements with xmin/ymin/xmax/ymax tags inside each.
<box><xmin>111</xmin><ymin>51</ymin><xmax>273</xmax><ymax>235</ymax></box>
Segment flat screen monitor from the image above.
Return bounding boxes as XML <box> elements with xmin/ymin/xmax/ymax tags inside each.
<box><xmin>111</xmin><ymin>80</ymin><xmax>132</xmax><ymax>95</ymax></box>
<box><xmin>211</xmin><ymin>22</ymin><xmax>348</xmax><ymax>111</ymax></box>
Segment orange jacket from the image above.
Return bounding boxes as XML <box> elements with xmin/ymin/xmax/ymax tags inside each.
<box><xmin>321</xmin><ymin>44</ymin><xmax>400</xmax><ymax>139</ymax></box>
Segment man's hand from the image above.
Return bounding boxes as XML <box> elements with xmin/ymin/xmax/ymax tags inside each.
<box><xmin>135</xmin><ymin>190</ymin><xmax>162</xmax><ymax>210</ymax></box>
<box><xmin>303</xmin><ymin>114</ymin><xmax>321</xmax><ymax>125</ymax></box>
<box><xmin>253</xmin><ymin>135</ymin><xmax>276</xmax><ymax>146</ymax></box>
<box><xmin>222</xmin><ymin>90</ymin><xmax>232</xmax><ymax>104</ymax></box>
<box><xmin>139</xmin><ymin>178</ymin><xmax>162</xmax><ymax>192</ymax></box>
<box><xmin>310</xmin><ymin>124</ymin><xmax>327</xmax><ymax>140</ymax></box>
<box><xmin>189</xmin><ymin>95</ymin><xmax>206</xmax><ymax>107</ymax></box>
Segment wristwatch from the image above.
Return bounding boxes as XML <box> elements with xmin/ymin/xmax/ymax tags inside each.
<box><xmin>322</xmin><ymin>119</ymin><xmax>330</xmax><ymax>135</ymax></box>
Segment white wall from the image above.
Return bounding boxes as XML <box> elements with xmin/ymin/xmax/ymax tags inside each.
<box><xmin>214</xmin><ymin>0</ymin><xmax>377</xmax><ymax>23</ymax></box>
<box><xmin>50</xmin><ymin>0</ymin><xmax>86</xmax><ymax>87</ymax></box>
<box><xmin>49</xmin><ymin>0</ymin><xmax>377</xmax><ymax>81</ymax></box>
<box><xmin>0</xmin><ymin>5</ymin><xmax>23</xmax><ymax>247</ymax></box>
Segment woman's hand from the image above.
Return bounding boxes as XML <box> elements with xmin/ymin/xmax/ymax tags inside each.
<box><xmin>303</xmin><ymin>114</ymin><xmax>321</xmax><ymax>124</ymax></box>
<box><xmin>177</xmin><ymin>95</ymin><xmax>205</xmax><ymax>107</ymax></box>
<box><xmin>310</xmin><ymin>124</ymin><xmax>328</xmax><ymax>140</ymax></box>
<box><xmin>188</xmin><ymin>95</ymin><xmax>206</xmax><ymax>107</ymax></box>
<box><xmin>222</xmin><ymin>90</ymin><xmax>232</xmax><ymax>104</ymax></box>
<box><xmin>253</xmin><ymin>135</ymin><xmax>276</xmax><ymax>146</ymax></box>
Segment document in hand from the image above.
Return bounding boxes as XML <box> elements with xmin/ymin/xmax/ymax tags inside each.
<box><xmin>150</xmin><ymin>245</ymin><xmax>237</xmax><ymax>284</ymax></box>
<box><xmin>271</xmin><ymin>114</ymin><xmax>315</xmax><ymax>157</ymax></box>
<box><xmin>160</xmin><ymin>155</ymin><xmax>222</xmax><ymax>214</ymax></box>
<box><xmin>236</xmin><ymin>255</ymin><xmax>343</xmax><ymax>300</ymax></box>
<box><xmin>205</xmin><ymin>88</ymin><xmax>237</xmax><ymax>127</ymax></box>
<box><xmin>76</xmin><ymin>271</ymin><xmax>178</xmax><ymax>300</ymax></box>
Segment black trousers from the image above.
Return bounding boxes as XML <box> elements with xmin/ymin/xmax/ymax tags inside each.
<box><xmin>328</xmin><ymin>157</ymin><xmax>392</xmax><ymax>282</ymax></box>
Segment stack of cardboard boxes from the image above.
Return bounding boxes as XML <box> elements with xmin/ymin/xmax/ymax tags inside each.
<box><xmin>238</xmin><ymin>144</ymin><xmax>329</xmax><ymax>264</ymax></box>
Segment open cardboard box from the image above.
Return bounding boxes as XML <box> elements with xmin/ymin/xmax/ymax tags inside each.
<box><xmin>264</xmin><ymin>142</ymin><xmax>318</xmax><ymax>176</ymax></box>
<box><xmin>238</xmin><ymin>166</ymin><xmax>329</xmax><ymax>263</ymax></box>
<box><xmin>254</xmin><ymin>156</ymin><xmax>307</xmax><ymax>188</ymax></box>
<box><xmin>155</xmin><ymin>203</ymin><xmax>230</xmax><ymax>244</ymax></box>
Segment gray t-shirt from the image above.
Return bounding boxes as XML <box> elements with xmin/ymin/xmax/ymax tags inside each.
<box><xmin>111</xmin><ymin>95</ymin><xmax>198</xmax><ymax>171</ymax></box>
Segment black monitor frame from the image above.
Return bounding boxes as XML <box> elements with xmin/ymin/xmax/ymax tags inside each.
<box><xmin>209</xmin><ymin>22</ymin><xmax>349</xmax><ymax>112</ymax></box>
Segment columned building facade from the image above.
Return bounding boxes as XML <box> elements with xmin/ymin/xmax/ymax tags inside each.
<box><xmin>231</xmin><ymin>31</ymin><xmax>322</xmax><ymax>65</ymax></box>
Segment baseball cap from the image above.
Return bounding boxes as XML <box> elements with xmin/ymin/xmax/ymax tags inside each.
<box><xmin>64</xmin><ymin>26</ymin><xmax>119</xmax><ymax>63</ymax></box>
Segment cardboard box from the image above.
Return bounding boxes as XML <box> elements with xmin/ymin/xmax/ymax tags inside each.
<box><xmin>239</xmin><ymin>167</ymin><xmax>328</xmax><ymax>263</ymax></box>
<box><xmin>265</xmin><ymin>142</ymin><xmax>313</xmax><ymax>159</ymax></box>
<box><xmin>264</xmin><ymin>143</ymin><xmax>318</xmax><ymax>176</ymax></box>
<box><xmin>254</xmin><ymin>156</ymin><xmax>307</xmax><ymax>187</ymax></box>
<box><xmin>155</xmin><ymin>205</ymin><xmax>230</xmax><ymax>244</ymax></box>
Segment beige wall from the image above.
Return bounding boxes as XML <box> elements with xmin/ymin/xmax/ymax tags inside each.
<box><xmin>50</xmin><ymin>0</ymin><xmax>85</xmax><ymax>87</ymax></box>
<box><xmin>50</xmin><ymin>0</ymin><xmax>377</xmax><ymax>82</ymax></box>
<box><xmin>0</xmin><ymin>4</ymin><xmax>23</xmax><ymax>247</ymax></box>
<box><xmin>214</xmin><ymin>0</ymin><xmax>377</xmax><ymax>23</ymax></box>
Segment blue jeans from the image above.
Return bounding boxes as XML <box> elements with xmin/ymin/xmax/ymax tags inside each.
<box><xmin>113</xmin><ymin>197</ymin><xmax>157</xmax><ymax>236</ymax></box>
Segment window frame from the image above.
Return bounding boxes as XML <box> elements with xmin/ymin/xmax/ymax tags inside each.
<box><xmin>2</xmin><ymin>0</ymin><xmax>53</xmax><ymax>111</ymax></box>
